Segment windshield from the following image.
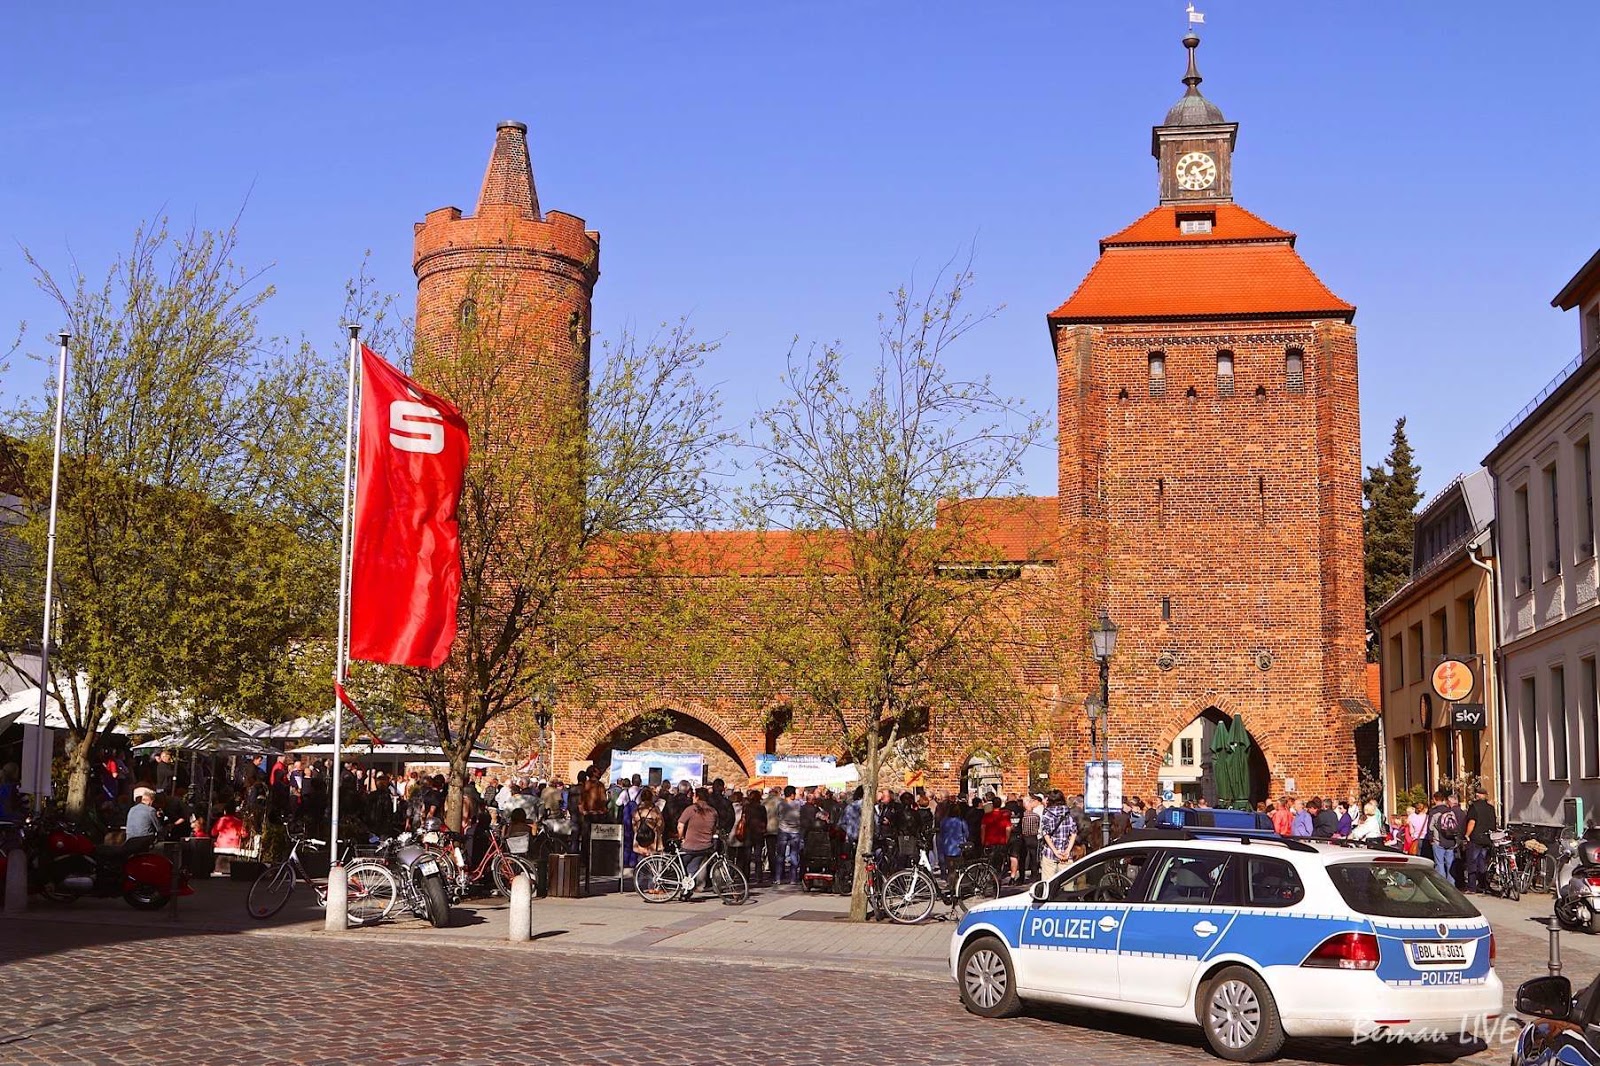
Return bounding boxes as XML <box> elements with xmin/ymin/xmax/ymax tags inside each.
<box><xmin>1326</xmin><ymin>862</ymin><xmax>1478</xmax><ymax>919</ymax></box>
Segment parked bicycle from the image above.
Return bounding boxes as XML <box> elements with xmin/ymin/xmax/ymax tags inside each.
<box><xmin>1485</xmin><ymin>830</ymin><xmax>1523</xmax><ymax>901</ymax></box>
<box><xmin>635</xmin><ymin>836</ymin><xmax>748</xmax><ymax>905</ymax></box>
<box><xmin>397</xmin><ymin>821</ymin><xmax>537</xmax><ymax>902</ymax></box>
<box><xmin>246</xmin><ymin>834</ymin><xmax>397</xmax><ymax>925</ymax></box>
<box><xmin>879</xmin><ymin>848</ymin><xmax>1000</xmax><ymax>925</ymax></box>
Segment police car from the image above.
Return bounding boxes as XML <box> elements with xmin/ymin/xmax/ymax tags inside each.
<box><xmin>950</xmin><ymin>827</ymin><xmax>1502</xmax><ymax>1062</ymax></box>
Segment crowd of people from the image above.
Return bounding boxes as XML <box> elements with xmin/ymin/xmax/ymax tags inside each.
<box><xmin>4</xmin><ymin>742</ymin><xmax>1508</xmax><ymax>901</ymax></box>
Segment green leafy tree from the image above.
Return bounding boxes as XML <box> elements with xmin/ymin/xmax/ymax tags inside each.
<box><xmin>735</xmin><ymin>265</ymin><xmax>1051</xmax><ymax>921</ymax></box>
<box><xmin>1363</xmin><ymin>416</ymin><xmax>1423</xmax><ymax>655</ymax></box>
<box><xmin>404</xmin><ymin>271</ymin><xmax>731</xmax><ymax>832</ymax></box>
<box><xmin>0</xmin><ymin>219</ymin><xmax>343</xmax><ymax>817</ymax></box>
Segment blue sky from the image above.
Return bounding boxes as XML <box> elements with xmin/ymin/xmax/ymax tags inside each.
<box><xmin>1</xmin><ymin>2</ymin><xmax>1595</xmax><ymax>501</ymax></box>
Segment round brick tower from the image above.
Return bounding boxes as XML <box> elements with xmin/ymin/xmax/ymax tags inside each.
<box><xmin>412</xmin><ymin>121</ymin><xmax>600</xmax><ymax>435</ymax></box>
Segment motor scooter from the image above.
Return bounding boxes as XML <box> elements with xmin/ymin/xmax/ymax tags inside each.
<box><xmin>1554</xmin><ymin>829</ymin><xmax>1600</xmax><ymax>933</ymax></box>
<box><xmin>27</xmin><ymin>819</ymin><xmax>192</xmax><ymax>911</ymax></box>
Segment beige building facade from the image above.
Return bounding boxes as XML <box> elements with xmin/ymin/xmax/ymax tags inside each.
<box><xmin>1375</xmin><ymin>470</ymin><xmax>1498</xmax><ymax>811</ymax></box>
<box><xmin>1485</xmin><ymin>249</ymin><xmax>1600</xmax><ymax>825</ymax></box>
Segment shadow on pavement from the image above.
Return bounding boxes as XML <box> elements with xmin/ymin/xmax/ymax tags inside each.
<box><xmin>1023</xmin><ymin>1002</ymin><xmax>1492</xmax><ymax>1065</ymax></box>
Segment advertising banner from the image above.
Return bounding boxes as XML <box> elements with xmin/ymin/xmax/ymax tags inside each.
<box><xmin>609</xmin><ymin>749</ymin><xmax>705</xmax><ymax>787</ymax></box>
<box><xmin>1084</xmin><ymin>760</ymin><xmax>1124</xmax><ymax>814</ymax></box>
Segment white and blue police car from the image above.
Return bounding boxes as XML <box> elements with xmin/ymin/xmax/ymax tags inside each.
<box><xmin>950</xmin><ymin>827</ymin><xmax>1502</xmax><ymax>1062</ymax></box>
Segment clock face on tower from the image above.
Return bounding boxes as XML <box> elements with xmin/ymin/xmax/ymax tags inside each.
<box><xmin>1175</xmin><ymin>151</ymin><xmax>1217</xmax><ymax>191</ymax></box>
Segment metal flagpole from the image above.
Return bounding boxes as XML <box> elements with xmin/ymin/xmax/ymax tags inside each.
<box><xmin>30</xmin><ymin>332</ymin><xmax>70</xmax><ymax>814</ymax></box>
<box><xmin>330</xmin><ymin>325</ymin><xmax>360</xmax><ymax>855</ymax></box>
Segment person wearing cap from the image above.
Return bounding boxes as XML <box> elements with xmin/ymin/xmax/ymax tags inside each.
<box><xmin>1463</xmin><ymin>786</ymin><xmax>1498</xmax><ymax>893</ymax></box>
<box><xmin>124</xmin><ymin>786</ymin><xmax>162</xmax><ymax>853</ymax></box>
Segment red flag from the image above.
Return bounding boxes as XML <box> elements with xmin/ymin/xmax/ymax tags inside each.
<box><xmin>349</xmin><ymin>345</ymin><xmax>469</xmax><ymax>668</ymax></box>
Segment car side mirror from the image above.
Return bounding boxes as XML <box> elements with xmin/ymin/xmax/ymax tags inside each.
<box><xmin>1030</xmin><ymin>880</ymin><xmax>1051</xmax><ymax>904</ymax></box>
<box><xmin>1516</xmin><ymin>975</ymin><xmax>1574</xmax><ymax>1021</ymax></box>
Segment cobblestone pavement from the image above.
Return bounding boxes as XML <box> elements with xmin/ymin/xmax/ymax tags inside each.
<box><xmin>0</xmin><ymin>915</ymin><xmax>1556</xmax><ymax>1066</ymax></box>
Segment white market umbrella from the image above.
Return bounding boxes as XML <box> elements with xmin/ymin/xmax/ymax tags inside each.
<box><xmin>0</xmin><ymin>676</ymin><xmax>125</xmax><ymax>734</ymax></box>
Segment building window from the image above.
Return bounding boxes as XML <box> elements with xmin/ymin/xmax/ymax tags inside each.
<box><xmin>1546</xmin><ymin>463</ymin><xmax>1563</xmax><ymax>577</ymax></box>
<box><xmin>1389</xmin><ymin>634</ymin><xmax>1404</xmax><ymax>690</ymax></box>
<box><xmin>1216</xmin><ymin>351</ymin><xmax>1234</xmax><ymax>397</ymax></box>
<box><xmin>1581</xmin><ymin>438</ymin><xmax>1596</xmax><ymax>559</ymax></box>
<box><xmin>1410</xmin><ymin>622</ymin><xmax>1424</xmax><ymax>683</ymax></box>
<box><xmin>1285</xmin><ymin>348</ymin><xmax>1305</xmax><ymax>393</ymax></box>
<box><xmin>1553</xmin><ymin>665</ymin><xmax>1571</xmax><ymax>780</ymax></box>
<box><xmin>1148</xmin><ymin>352</ymin><xmax>1166</xmax><ymax>397</ymax></box>
<box><xmin>1430</xmin><ymin>608</ymin><xmax>1448</xmax><ymax>659</ymax></box>
<box><xmin>1179</xmin><ymin>737</ymin><xmax>1196</xmax><ymax>766</ymax></box>
<box><xmin>459</xmin><ymin>298</ymin><xmax>478</xmax><ymax>330</ymax></box>
<box><xmin>1462</xmin><ymin>594</ymin><xmax>1478</xmax><ymax>656</ymax></box>
<box><xmin>1521</xmin><ymin>676</ymin><xmax>1539</xmax><ymax>783</ymax></box>
<box><xmin>1583</xmin><ymin>657</ymin><xmax>1599</xmax><ymax>779</ymax></box>
<box><xmin>1515</xmin><ymin>484</ymin><xmax>1532</xmax><ymax>593</ymax></box>
<box><xmin>1587</xmin><ymin>305</ymin><xmax>1600</xmax><ymax>352</ymax></box>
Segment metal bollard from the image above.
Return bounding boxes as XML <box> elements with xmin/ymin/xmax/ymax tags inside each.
<box><xmin>509</xmin><ymin>872</ymin><xmax>532</xmax><ymax>942</ymax></box>
<box><xmin>1548</xmin><ymin>916</ymin><xmax>1563</xmax><ymax>977</ymax></box>
<box><xmin>324</xmin><ymin>864</ymin><xmax>348</xmax><ymax>932</ymax></box>
<box><xmin>4</xmin><ymin>849</ymin><xmax>27</xmax><ymax>915</ymax></box>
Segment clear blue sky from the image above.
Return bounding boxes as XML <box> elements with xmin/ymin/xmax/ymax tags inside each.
<box><xmin>2</xmin><ymin>2</ymin><xmax>1595</xmax><ymax>501</ymax></box>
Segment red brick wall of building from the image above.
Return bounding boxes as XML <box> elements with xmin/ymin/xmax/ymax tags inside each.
<box><xmin>1054</xmin><ymin>321</ymin><xmax>1364</xmax><ymax>802</ymax></box>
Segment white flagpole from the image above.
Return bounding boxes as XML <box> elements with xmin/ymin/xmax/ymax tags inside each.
<box><xmin>30</xmin><ymin>331</ymin><xmax>69</xmax><ymax>814</ymax></box>
<box><xmin>330</xmin><ymin>324</ymin><xmax>360</xmax><ymax>856</ymax></box>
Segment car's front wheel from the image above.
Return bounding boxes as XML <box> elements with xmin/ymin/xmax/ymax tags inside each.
<box><xmin>1199</xmin><ymin>965</ymin><xmax>1285</xmax><ymax>1062</ymax></box>
<box><xmin>957</xmin><ymin>937</ymin><xmax>1022</xmax><ymax>1019</ymax></box>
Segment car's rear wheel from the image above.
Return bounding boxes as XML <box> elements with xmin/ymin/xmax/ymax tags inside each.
<box><xmin>1199</xmin><ymin>965</ymin><xmax>1284</xmax><ymax>1062</ymax></box>
<box><xmin>957</xmin><ymin>937</ymin><xmax>1022</xmax><ymax>1019</ymax></box>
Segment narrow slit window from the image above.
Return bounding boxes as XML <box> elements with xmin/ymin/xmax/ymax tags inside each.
<box><xmin>1547</xmin><ymin>463</ymin><xmax>1563</xmax><ymax>577</ymax></box>
<box><xmin>1216</xmin><ymin>351</ymin><xmax>1234</xmax><ymax>397</ymax></box>
<box><xmin>1148</xmin><ymin>352</ymin><xmax>1166</xmax><ymax>397</ymax></box>
<box><xmin>1285</xmin><ymin>348</ymin><xmax>1305</xmax><ymax>392</ymax></box>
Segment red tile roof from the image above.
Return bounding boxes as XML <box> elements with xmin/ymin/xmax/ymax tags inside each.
<box><xmin>1050</xmin><ymin>241</ymin><xmax>1353</xmax><ymax>324</ymax></box>
<box><xmin>585</xmin><ymin>497</ymin><xmax>1060</xmax><ymax>578</ymax></box>
<box><xmin>1050</xmin><ymin>203</ymin><xmax>1353</xmax><ymax>324</ymax></box>
<box><xmin>936</xmin><ymin>497</ymin><xmax>1060</xmax><ymax>563</ymax></box>
<box><xmin>1099</xmin><ymin>204</ymin><xmax>1292</xmax><ymax>250</ymax></box>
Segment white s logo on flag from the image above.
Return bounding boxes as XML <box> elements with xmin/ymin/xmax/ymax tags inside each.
<box><xmin>389</xmin><ymin>400</ymin><xmax>446</xmax><ymax>454</ymax></box>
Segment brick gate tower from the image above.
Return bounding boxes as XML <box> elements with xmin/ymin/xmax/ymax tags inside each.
<box><xmin>413</xmin><ymin>121</ymin><xmax>600</xmax><ymax>434</ymax></box>
<box><xmin>1052</xmin><ymin>31</ymin><xmax>1369</xmax><ymax>803</ymax></box>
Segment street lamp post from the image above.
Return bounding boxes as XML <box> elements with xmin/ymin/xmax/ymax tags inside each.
<box><xmin>532</xmin><ymin>684</ymin><xmax>556</xmax><ymax>781</ymax></box>
<box><xmin>1090</xmin><ymin>612</ymin><xmax>1119</xmax><ymax>849</ymax></box>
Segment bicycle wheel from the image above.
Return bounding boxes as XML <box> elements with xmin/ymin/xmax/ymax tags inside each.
<box><xmin>490</xmin><ymin>853</ymin><xmax>531</xmax><ymax>898</ymax></box>
<box><xmin>635</xmin><ymin>853</ymin><xmax>681</xmax><ymax>903</ymax></box>
<box><xmin>344</xmin><ymin>861</ymin><xmax>398</xmax><ymax>926</ymax></box>
<box><xmin>710</xmin><ymin>859</ymin><xmax>748</xmax><ymax>905</ymax></box>
<box><xmin>881</xmin><ymin>868</ymin><xmax>937</xmax><ymax>925</ymax></box>
<box><xmin>953</xmin><ymin>863</ymin><xmax>1001</xmax><ymax>914</ymax></box>
<box><xmin>1504</xmin><ymin>860</ymin><xmax>1521</xmax><ymax>902</ymax></box>
<box><xmin>247</xmin><ymin>861</ymin><xmax>296</xmax><ymax>919</ymax></box>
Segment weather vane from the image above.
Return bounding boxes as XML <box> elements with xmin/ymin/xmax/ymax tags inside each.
<box><xmin>1185</xmin><ymin>2</ymin><xmax>1205</xmax><ymax>27</ymax></box>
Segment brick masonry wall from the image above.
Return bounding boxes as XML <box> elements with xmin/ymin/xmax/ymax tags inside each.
<box><xmin>1055</xmin><ymin>319</ymin><xmax>1365</xmax><ymax>802</ymax></box>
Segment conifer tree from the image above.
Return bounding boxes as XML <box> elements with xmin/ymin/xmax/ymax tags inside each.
<box><xmin>1363</xmin><ymin>416</ymin><xmax>1423</xmax><ymax>655</ymax></box>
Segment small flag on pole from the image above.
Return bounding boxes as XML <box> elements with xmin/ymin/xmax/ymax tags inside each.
<box><xmin>1187</xmin><ymin>3</ymin><xmax>1205</xmax><ymax>23</ymax></box>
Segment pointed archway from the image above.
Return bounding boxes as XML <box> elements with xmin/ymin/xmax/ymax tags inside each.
<box><xmin>1158</xmin><ymin>706</ymin><xmax>1269</xmax><ymax>808</ymax></box>
<box><xmin>581</xmin><ymin>707</ymin><xmax>758</xmax><ymax>785</ymax></box>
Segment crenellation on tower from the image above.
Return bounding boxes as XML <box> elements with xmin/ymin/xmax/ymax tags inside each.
<box><xmin>413</xmin><ymin>121</ymin><xmax>599</xmax><ymax>439</ymax></box>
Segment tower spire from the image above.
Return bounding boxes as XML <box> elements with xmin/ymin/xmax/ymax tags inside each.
<box><xmin>1182</xmin><ymin>28</ymin><xmax>1203</xmax><ymax>94</ymax></box>
<box><xmin>477</xmin><ymin>120</ymin><xmax>541</xmax><ymax>219</ymax></box>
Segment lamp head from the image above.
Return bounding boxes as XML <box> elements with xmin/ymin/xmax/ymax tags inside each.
<box><xmin>1091</xmin><ymin>612</ymin><xmax>1119</xmax><ymax>661</ymax></box>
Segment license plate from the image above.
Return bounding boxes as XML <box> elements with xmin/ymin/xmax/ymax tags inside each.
<box><xmin>1410</xmin><ymin>940</ymin><xmax>1467</xmax><ymax>964</ymax></box>
<box><xmin>418</xmin><ymin>860</ymin><xmax>439</xmax><ymax>876</ymax></box>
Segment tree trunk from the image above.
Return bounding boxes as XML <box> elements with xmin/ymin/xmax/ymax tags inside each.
<box><xmin>65</xmin><ymin>729</ymin><xmax>95</xmax><ymax>821</ymax></box>
<box><xmin>444</xmin><ymin>750</ymin><xmax>469</xmax><ymax>835</ymax></box>
<box><xmin>848</xmin><ymin>718</ymin><xmax>881</xmax><ymax>922</ymax></box>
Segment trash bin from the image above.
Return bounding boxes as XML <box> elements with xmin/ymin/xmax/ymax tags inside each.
<box><xmin>549</xmin><ymin>853</ymin><xmax>580</xmax><ymax>898</ymax></box>
<box><xmin>183</xmin><ymin>837</ymin><xmax>215</xmax><ymax>878</ymax></box>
